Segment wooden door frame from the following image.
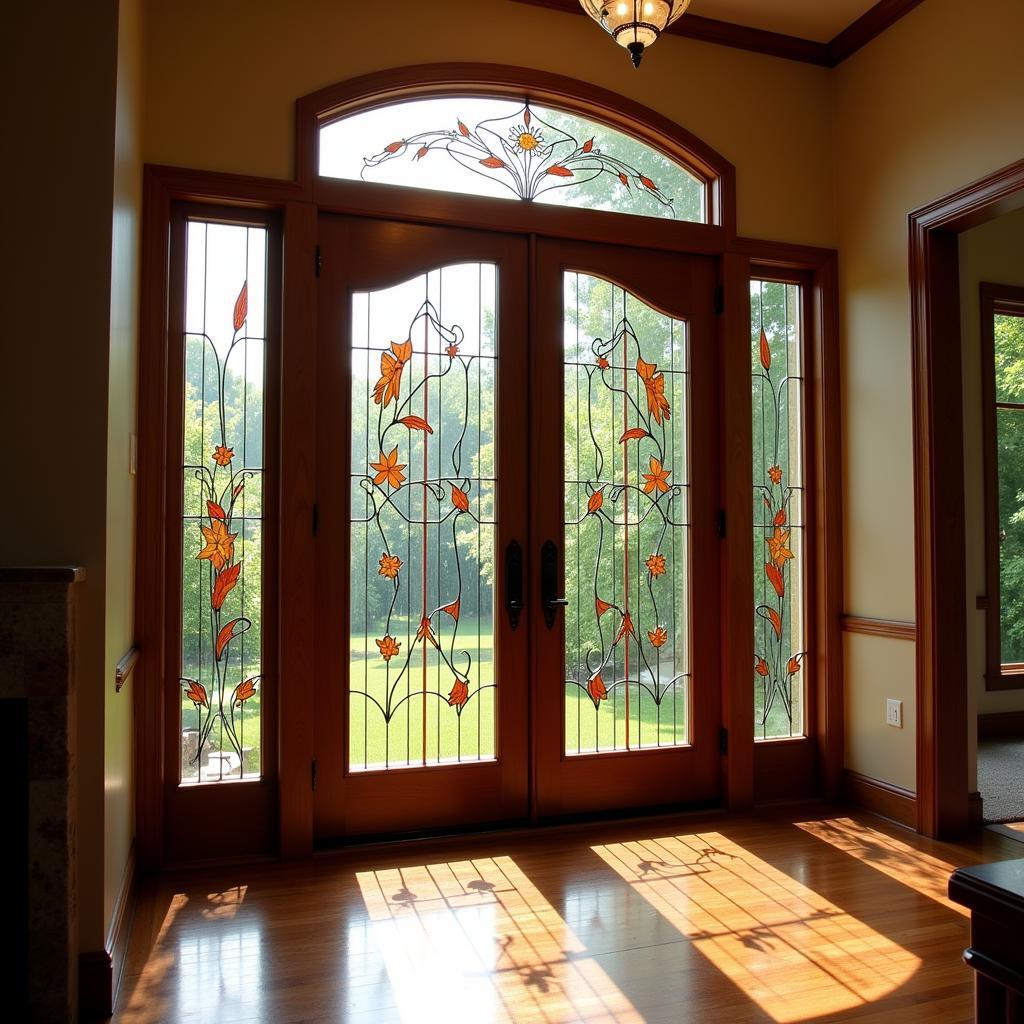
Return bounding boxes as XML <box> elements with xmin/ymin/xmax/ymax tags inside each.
<box><xmin>909</xmin><ymin>158</ymin><xmax>1024</xmax><ymax>838</ymax></box>
<box><xmin>134</xmin><ymin>64</ymin><xmax>842</xmax><ymax>867</ymax></box>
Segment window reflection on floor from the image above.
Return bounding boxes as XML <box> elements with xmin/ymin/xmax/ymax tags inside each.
<box><xmin>354</xmin><ymin>856</ymin><xmax>643</xmax><ymax>1024</ymax></box>
<box><xmin>591</xmin><ymin>831</ymin><xmax>920</xmax><ymax>1024</ymax></box>
<box><xmin>795</xmin><ymin>817</ymin><xmax>966</xmax><ymax>914</ymax></box>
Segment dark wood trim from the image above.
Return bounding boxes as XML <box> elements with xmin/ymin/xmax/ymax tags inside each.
<box><xmin>979</xmin><ymin>711</ymin><xmax>1024</xmax><ymax>740</ymax></box>
<box><xmin>843</xmin><ymin>768</ymin><xmax>917</xmax><ymax>829</ymax></box>
<box><xmin>511</xmin><ymin>0</ymin><xmax>926</xmax><ymax>68</ymax></box>
<box><xmin>910</xmin><ymin>158</ymin><xmax>1024</xmax><ymax>840</ymax></box>
<box><xmin>980</xmin><ymin>283</ymin><xmax>1024</xmax><ymax>692</ymax></box>
<box><xmin>78</xmin><ymin>950</ymin><xmax>113</xmax><ymax>1022</ymax></box>
<box><xmin>115</xmin><ymin>645</ymin><xmax>139</xmax><ymax>693</ymax></box>
<box><xmin>0</xmin><ymin>565</ymin><xmax>85</xmax><ymax>584</ymax></box>
<box><xmin>968</xmin><ymin>790</ymin><xmax>985</xmax><ymax>830</ymax></box>
<box><xmin>827</xmin><ymin>1</ymin><xmax>928</xmax><ymax>65</ymax></box>
<box><xmin>841</xmin><ymin>615</ymin><xmax>917</xmax><ymax>641</ymax></box>
<box><xmin>295</xmin><ymin>63</ymin><xmax>736</xmax><ymax>238</ymax></box>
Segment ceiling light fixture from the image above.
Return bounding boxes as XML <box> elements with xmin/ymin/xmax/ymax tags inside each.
<box><xmin>579</xmin><ymin>1</ymin><xmax>692</xmax><ymax>68</ymax></box>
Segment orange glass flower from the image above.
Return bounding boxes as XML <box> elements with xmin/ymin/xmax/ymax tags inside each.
<box><xmin>645</xmin><ymin>553</ymin><xmax>666</xmax><ymax>577</ymax></box>
<box><xmin>376</xmin><ymin>634</ymin><xmax>401</xmax><ymax>661</ymax></box>
<box><xmin>378</xmin><ymin>553</ymin><xmax>402</xmax><ymax>579</ymax></box>
<box><xmin>373</xmin><ymin>339</ymin><xmax>413</xmax><ymax>407</ymax></box>
<box><xmin>767</xmin><ymin>527</ymin><xmax>794</xmax><ymax>566</ymax></box>
<box><xmin>636</xmin><ymin>357</ymin><xmax>671</xmax><ymax>424</ymax></box>
<box><xmin>197</xmin><ymin>519</ymin><xmax>237</xmax><ymax>571</ymax></box>
<box><xmin>642</xmin><ymin>457</ymin><xmax>671</xmax><ymax>494</ymax></box>
<box><xmin>755</xmin><ymin>657</ymin><xmax>770</xmax><ymax>677</ymax></box>
<box><xmin>182</xmin><ymin>679</ymin><xmax>208</xmax><ymax>708</ymax></box>
<box><xmin>647</xmin><ymin>626</ymin><xmax>668</xmax><ymax>648</ymax></box>
<box><xmin>213</xmin><ymin>444</ymin><xmax>234</xmax><ymax>466</ymax></box>
<box><xmin>448</xmin><ymin>677</ymin><xmax>469</xmax><ymax>709</ymax></box>
<box><xmin>768</xmin><ymin>465</ymin><xmax>783</xmax><ymax>485</ymax></box>
<box><xmin>370</xmin><ymin>447</ymin><xmax>407</xmax><ymax>489</ymax></box>
<box><xmin>233</xmin><ymin>677</ymin><xmax>258</xmax><ymax>706</ymax></box>
<box><xmin>587</xmin><ymin>672</ymin><xmax>608</xmax><ymax>707</ymax></box>
<box><xmin>415</xmin><ymin>616</ymin><xmax>439</xmax><ymax>648</ymax></box>
<box><xmin>787</xmin><ymin>655</ymin><xmax>803</xmax><ymax>676</ymax></box>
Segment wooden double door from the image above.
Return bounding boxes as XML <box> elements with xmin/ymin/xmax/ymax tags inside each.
<box><xmin>313</xmin><ymin>215</ymin><xmax>721</xmax><ymax>840</ymax></box>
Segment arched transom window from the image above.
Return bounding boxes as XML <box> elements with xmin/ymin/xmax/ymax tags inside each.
<box><xmin>319</xmin><ymin>96</ymin><xmax>707</xmax><ymax>223</ymax></box>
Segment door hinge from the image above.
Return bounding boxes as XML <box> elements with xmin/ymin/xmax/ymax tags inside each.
<box><xmin>312</xmin><ymin>502</ymin><xmax>319</xmax><ymax>537</ymax></box>
<box><xmin>716</xmin><ymin>508</ymin><xmax>726</xmax><ymax>539</ymax></box>
<box><xmin>714</xmin><ymin>284</ymin><xmax>725</xmax><ymax>315</ymax></box>
<box><xmin>315</xmin><ymin>243</ymin><xmax>322</xmax><ymax>278</ymax></box>
<box><xmin>311</xmin><ymin>759</ymin><xmax>318</xmax><ymax>792</ymax></box>
<box><xmin>719</xmin><ymin>727</ymin><xmax>728</xmax><ymax>756</ymax></box>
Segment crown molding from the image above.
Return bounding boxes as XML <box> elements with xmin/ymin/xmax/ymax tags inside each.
<box><xmin>511</xmin><ymin>0</ymin><xmax>927</xmax><ymax>68</ymax></box>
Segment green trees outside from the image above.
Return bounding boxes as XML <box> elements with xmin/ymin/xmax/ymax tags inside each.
<box><xmin>994</xmin><ymin>313</ymin><xmax>1024</xmax><ymax>663</ymax></box>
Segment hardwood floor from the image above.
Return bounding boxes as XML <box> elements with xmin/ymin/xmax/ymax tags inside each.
<box><xmin>113</xmin><ymin>808</ymin><xmax>1022</xmax><ymax>1023</ymax></box>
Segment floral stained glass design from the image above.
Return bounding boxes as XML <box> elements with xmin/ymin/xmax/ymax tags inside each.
<box><xmin>350</xmin><ymin>266</ymin><xmax>497</xmax><ymax>770</ymax></box>
<box><xmin>752</xmin><ymin>280</ymin><xmax>806</xmax><ymax>740</ymax></box>
<box><xmin>564</xmin><ymin>273</ymin><xmax>690</xmax><ymax>755</ymax></box>
<box><xmin>180</xmin><ymin>222</ymin><xmax>267</xmax><ymax>783</ymax></box>
<box><xmin>320</xmin><ymin>97</ymin><xmax>705</xmax><ymax>223</ymax></box>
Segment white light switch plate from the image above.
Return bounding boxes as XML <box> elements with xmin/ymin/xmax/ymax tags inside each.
<box><xmin>886</xmin><ymin>698</ymin><xmax>903</xmax><ymax>728</ymax></box>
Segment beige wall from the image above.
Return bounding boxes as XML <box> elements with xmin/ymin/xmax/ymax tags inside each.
<box><xmin>105</xmin><ymin>0</ymin><xmax>144</xmax><ymax>936</ymax></box>
<box><xmin>959</xmin><ymin>209</ymin><xmax>1024</xmax><ymax>790</ymax></box>
<box><xmin>143</xmin><ymin>0</ymin><xmax>836</xmax><ymax>247</ymax></box>
<box><xmin>835</xmin><ymin>0</ymin><xmax>1024</xmax><ymax>792</ymax></box>
<box><xmin>3</xmin><ymin>0</ymin><xmax>121</xmax><ymax>953</ymax></box>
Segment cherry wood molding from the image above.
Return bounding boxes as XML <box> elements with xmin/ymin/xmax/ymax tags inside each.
<box><xmin>511</xmin><ymin>0</ymin><xmax>927</xmax><ymax>68</ymax></box>
<box><xmin>843</xmin><ymin>769</ymin><xmax>917</xmax><ymax>829</ymax></box>
<box><xmin>841</xmin><ymin>615</ymin><xmax>917</xmax><ymax>641</ymax></box>
<box><xmin>909</xmin><ymin>158</ymin><xmax>1024</xmax><ymax>841</ymax></box>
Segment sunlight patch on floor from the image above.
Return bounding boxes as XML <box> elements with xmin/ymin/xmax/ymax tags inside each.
<box><xmin>796</xmin><ymin>816</ymin><xmax>966</xmax><ymax>914</ymax></box>
<box><xmin>591</xmin><ymin>831</ymin><xmax>920</xmax><ymax>1023</ymax></box>
<box><xmin>355</xmin><ymin>855</ymin><xmax>644</xmax><ymax>1024</ymax></box>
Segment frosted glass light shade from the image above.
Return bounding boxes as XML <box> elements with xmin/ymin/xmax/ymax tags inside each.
<box><xmin>579</xmin><ymin>0</ymin><xmax>692</xmax><ymax>67</ymax></box>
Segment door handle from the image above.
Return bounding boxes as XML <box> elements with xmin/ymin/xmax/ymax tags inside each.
<box><xmin>505</xmin><ymin>540</ymin><xmax>524</xmax><ymax>630</ymax></box>
<box><xmin>541</xmin><ymin>539</ymin><xmax>569</xmax><ymax>629</ymax></box>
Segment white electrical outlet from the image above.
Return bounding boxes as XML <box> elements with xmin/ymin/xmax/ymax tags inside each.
<box><xmin>886</xmin><ymin>698</ymin><xmax>903</xmax><ymax>728</ymax></box>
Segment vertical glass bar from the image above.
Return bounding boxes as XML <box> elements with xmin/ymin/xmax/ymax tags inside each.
<box><xmin>751</xmin><ymin>279</ymin><xmax>806</xmax><ymax>740</ymax></box>
<box><xmin>563</xmin><ymin>272</ymin><xmax>691</xmax><ymax>755</ymax></box>
<box><xmin>180</xmin><ymin>220</ymin><xmax>268</xmax><ymax>783</ymax></box>
<box><xmin>349</xmin><ymin>265</ymin><xmax>497</xmax><ymax>770</ymax></box>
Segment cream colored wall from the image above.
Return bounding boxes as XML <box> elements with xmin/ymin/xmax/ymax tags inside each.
<box><xmin>105</xmin><ymin>0</ymin><xmax>144</xmax><ymax>936</ymax></box>
<box><xmin>2</xmin><ymin>1</ymin><xmax>121</xmax><ymax>953</ymax></box>
<box><xmin>959</xmin><ymin>209</ymin><xmax>1024</xmax><ymax>790</ymax></box>
<box><xmin>143</xmin><ymin>0</ymin><xmax>835</xmax><ymax>247</ymax></box>
<box><xmin>835</xmin><ymin>0</ymin><xmax>1024</xmax><ymax>792</ymax></box>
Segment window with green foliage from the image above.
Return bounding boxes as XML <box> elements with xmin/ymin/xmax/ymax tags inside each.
<box><xmin>179</xmin><ymin>220</ymin><xmax>268</xmax><ymax>783</ymax></box>
<box><xmin>320</xmin><ymin>96</ymin><xmax>706</xmax><ymax>223</ymax></box>
<box><xmin>751</xmin><ymin>280</ymin><xmax>806</xmax><ymax>740</ymax></box>
<box><xmin>991</xmin><ymin>308</ymin><xmax>1024</xmax><ymax>667</ymax></box>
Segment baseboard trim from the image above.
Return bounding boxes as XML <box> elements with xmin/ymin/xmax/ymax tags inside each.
<box><xmin>978</xmin><ymin>710</ymin><xmax>1024</xmax><ymax>740</ymax></box>
<box><xmin>843</xmin><ymin>769</ymin><xmax>917</xmax><ymax>829</ymax></box>
<box><xmin>79</xmin><ymin>842</ymin><xmax>137</xmax><ymax>1020</ymax></box>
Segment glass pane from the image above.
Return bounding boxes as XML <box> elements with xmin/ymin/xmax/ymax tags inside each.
<box><xmin>320</xmin><ymin>97</ymin><xmax>705</xmax><ymax>224</ymax></box>
<box><xmin>563</xmin><ymin>272</ymin><xmax>690</xmax><ymax>755</ymax></box>
<box><xmin>180</xmin><ymin>221</ymin><xmax>267</xmax><ymax>783</ymax></box>
<box><xmin>993</xmin><ymin>312</ymin><xmax>1024</xmax><ymax>406</ymax></box>
<box><xmin>350</xmin><ymin>265</ymin><xmax>497</xmax><ymax>770</ymax></box>
<box><xmin>997</xmin><ymin>406</ymin><xmax>1024</xmax><ymax>664</ymax></box>
<box><xmin>752</xmin><ymin>280</ymin><xmax>806</xmax><ymax>740</ymax></box>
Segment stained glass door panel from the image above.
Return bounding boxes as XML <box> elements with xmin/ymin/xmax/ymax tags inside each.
<box><xmin>314</xmin><ymin>217</ymin><xmax>529</xmax><ymax>839</ymax></box>
<box><xmin>532</xmin><ymin>239</ymin><xmax>721</xmax><ymax>819</ymax></box>
<box><xmin>563</xmin><ymin>272</ymin><xmax>691</xmax><ymax>754</ymax></box>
